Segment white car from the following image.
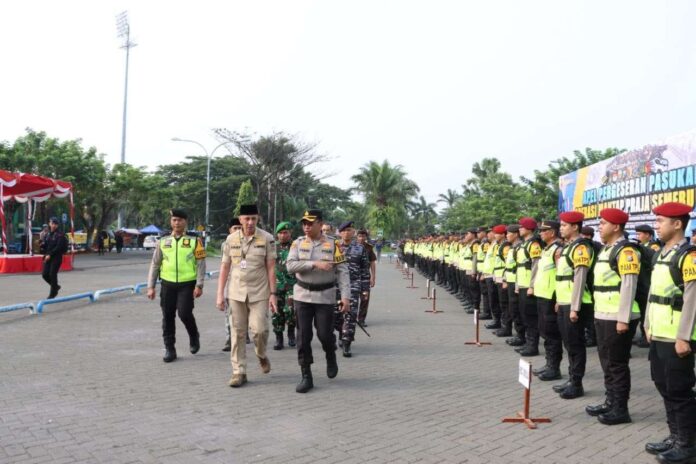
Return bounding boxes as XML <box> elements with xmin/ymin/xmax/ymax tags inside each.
<box><xmin>143</xmin><ymin>235</ymin><xmax>160</xmax><ymax>250</ymax></box>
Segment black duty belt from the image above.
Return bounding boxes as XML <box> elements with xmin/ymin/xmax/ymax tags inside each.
<box><xmin>648</xmin><ymin>294</ymin><xmax>683</xmax><ymax>311</ymax></box>
<box><xmin>556</xmin><ymin>275</ymin><xmax>573</xmax><ymax>281</ymax></box>
<box><xmin>296</xmin><ymin>280</ymin><xmax>336</xmax><ymax>292</ymax></box>
<box><xmin>593</xmin><ymin>284</ymin><xmax>621</xmax><ymax>292</ymax></box>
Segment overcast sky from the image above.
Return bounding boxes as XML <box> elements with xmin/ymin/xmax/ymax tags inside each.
<box><xmin>2</xmin><ymin>0</ymin><xmax>695</xmax><ymax>205</ymax></box>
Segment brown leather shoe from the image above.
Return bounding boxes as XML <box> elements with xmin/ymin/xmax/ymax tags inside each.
<box><xmin>259</xmin><ymin>357</ymin><xmax>271</xmax><ymax>374</ymax></box>
<box><xmin>228</xmin><ymin>374</ymin><xmax>247</xmax><ymax>388</ymax></box>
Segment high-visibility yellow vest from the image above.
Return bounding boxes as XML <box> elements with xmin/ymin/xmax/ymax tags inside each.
<box><xmin>483</xmin><ymin>241</ymin><xmax>497</xmax><ymax>275</ymax></box>
<box><xmin>593</xmin><ymin>245</ymin><xmax>640</xmax><ymax>316</ymax></box>
<box><xmin>647</xmin><ymin>247</ymin><xmax>696</xmax><ymax>341</ymax></box>
<box><xmin>556</xmin><ymin>238</ymin><xmax>594</xmax><ymax>305</ymax></box>
<box><xmin>533</xmin><ymin>241</ymin><xmax>561</xmax><ymax>300</ymax></box>
<box><xmin>159</xmin><ymin>235</ymin><xmax>199</xmax><ymax>283</ymax></box>
<box><xmin>461</xmin><ymin>243</ymin><xmax>474</xmax><ymax>271</ymax></box>
<box><xmin>493</xmin><ymin>241</ymin><xmax>509</xmax><ymax>279</ymax></box>
<box><xmin>505</xmin><ymin>242</ymin><xmax>519</xmax><ymax>283</ymax></box>
<box><xmin>516</xmin><ymin>238</ymin><xmax>542</xmax><ymax>289</ymax></box>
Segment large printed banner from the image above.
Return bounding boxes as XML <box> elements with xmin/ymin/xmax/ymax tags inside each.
<box><xmin>558</xmin><ymin>129</ymin><xmax>696</xmax><ymax>231</ymax></box>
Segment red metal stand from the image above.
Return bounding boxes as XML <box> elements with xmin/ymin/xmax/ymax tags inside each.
<box><xmin>424</xmin><ymin>289</ymin><xmax>442</xmax><ymax>313</ymax></box>
<box><xmin>465</xmin><ymin>310</ymin><xmax>491</xmax><ymax>347</ymax></box>
<box><xmin>502</xmin><ymin>371</ymin><xmax>551</xmax><ymax>429</ymax></box>
<box><xmin>420</xmin><ymin>279</ymin><xmax>432</xmax><ymax>299</ymax></box>
<box><xmin>406</xmin><ymin>272</ymin><xmax>418</xmax><ymax>289</ymax></box>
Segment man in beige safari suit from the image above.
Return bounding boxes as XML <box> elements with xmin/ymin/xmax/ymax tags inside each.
<box><xmin>216</xmin><ymin>204</ymin><xmax>278</xmax><ymax>388</ymax></box>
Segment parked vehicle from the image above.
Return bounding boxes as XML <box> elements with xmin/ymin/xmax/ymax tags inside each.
<box><xmin>143</xmin><ymin>235</ymin><xmax>160</xmax><ymax>250</ymax></box>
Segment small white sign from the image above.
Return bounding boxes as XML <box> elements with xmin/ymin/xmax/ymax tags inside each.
<box><xmin>518</xmin><ymin>359</ymin><xmax>531</xmax><ymax>389</ymax></box>
<box><xmin>473</xmin><ymin>310</ymin><xmax>479</xmax><ymax>326</ymax></box>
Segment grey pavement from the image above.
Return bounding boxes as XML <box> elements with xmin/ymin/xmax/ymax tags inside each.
<box><xmin>0</xmin><ymin>253</ymin><xmax>668</xmax><ymax>463</ymax></box>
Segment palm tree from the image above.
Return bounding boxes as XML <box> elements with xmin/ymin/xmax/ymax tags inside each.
<box><xmin>437</xmin><ymin>188</ymin><xmax>460</xmax><ymax>208</ymax></box>
<box><xmin>351</xmin><ymin>160</ymin><xmax>420</xmax><ymax>237</ymax></box>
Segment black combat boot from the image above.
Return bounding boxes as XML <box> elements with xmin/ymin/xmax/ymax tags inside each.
<box><xmin>552</xmin><ymin>379</ymin><xmax>572</xmax><ymax>393</ymax></box>
<box><xmin>538</xmin><ymin>367</ymin><xmax>561</xmax><ymax>381</ymax></box>
<box><xmin>342</xmin><ymin>341</ymin><xmax>352</xmax><ymax>358</ymax></box>
<box><xmin>598</xmin><ymin>398</ymin><xmax>631</xmax><ymax>425</ymax></box>
<box><xmin>296</xmin><ymin>365</ymin><xmax>314</xmax><ymax>393</ymax></box>
<box><xmin>585</xmin><ymin>394</ymin><xmax>613</xmax><ymax>417</ymax></box>
<box><xmin>189</xmin><ymin>332</ymin><xmax>200</xmax><ymax>354</ymax></box>
<box><xmin>326</xmin><ymin>351</ymin><xmax>338</xmax><ymax>379</ymax></box>
<box><xmin>287</xmin><ymin>327</ymin><xmax>296</xmax><ymax>347</ymax></box>
<box><xmin>273</xmin><ymin>332</ymin><xmax>284</xmax><ymax>350</ymax></box>
<box><xmin>559</xmin><ymin>381</ymin><xmax>584</xmax><ymax>399</ymax></box>
<box><xmin>485</xmin><ymin>318</ymin><xmax>501</xmax><ymax>330</ymax></box>
<box><xmin>506</xmin><ymin>336</ymin><xmax>525</xmax><ymax>347</ymax></box>
<box><xmin>479</xmin><ymin>312</ymin><xmax>493</xmax><ymax>320</ymax></box>
<box><xmin>656</xmin><ymin>437</ymin><xmax>696</xmax><ymax>464</ymax></box>
<box><xmin>163</xmin><ymin>346</ymin><xmax>177</xmax><ymax>363</ymax></box>
<box><xmin>646</xmin><ymin>435</ymin><xmax>677</xmax><ymax>455</ymax></box>
<box><xmin>222</xmin><ymin>335</ymin><xmax>231</xmax><ymax>352</ymax></box>
<box><xmin>532</xmin><ymin>364</ymin><xmax>548</xmax><ymax>376</ymax></box>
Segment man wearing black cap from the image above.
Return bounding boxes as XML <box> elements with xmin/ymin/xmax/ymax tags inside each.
<box><xmin>336</xmin><ymin>222</ymin><xmax>370</xmax><ymax>357</ymax></box>
<box><xmin>147</xmin><ymin>209</ymin><xmax>207</xmax><ymax>363</ymax></box>
<box><xmin>41</xmin><ymin>217</ymin><xmax>69</xmax><ymax>299</ymax></box>
<box><xmin>502</xmin><ymin>225</ymin><xmax>524</xmax><ymax>343</ymax></box>
<box><xmin>221</xmin><ymin>218</ymin><xmax>242</xmax><ymax>352</ymax></box>
<box><xmin>633</xmin><ymin>223</ymin><xmax>659</xmax><ymax>349</ymax></box>
<box><xmin>287</xmin><ymin>209</ymin><xmax>350</xmax><ymax>393</ymax></box>
<box><xmin>635</xmin><ymin>224</ymin><xmax>661</xmax><ymax>252</ymax></box>
<box><xmin>216</xmin><ymin>204</ymin><xmax>277</xmax><ymax>388</ymax></box>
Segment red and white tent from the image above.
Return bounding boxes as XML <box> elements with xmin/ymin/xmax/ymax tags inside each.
<box><xmin>0</xmin><ymin>169</ymin><xmax>75</xmax><ymax>255</ymax></box>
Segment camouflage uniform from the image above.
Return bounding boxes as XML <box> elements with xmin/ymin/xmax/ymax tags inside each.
<box><xmin>335</xmin><ymin>240</ymin><xmax>371</xmax><ymax>342</ymax></box>
<box><xmin>273</xmin><ymin>241</ymin><xmax>297</xmax><ymax>334</ymax></box>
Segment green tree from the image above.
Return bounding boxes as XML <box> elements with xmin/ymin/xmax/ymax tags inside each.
<box><xmin>234</xmin><ymin>179</ymin><xmax>257</xmax><ymax>216</ymax></box>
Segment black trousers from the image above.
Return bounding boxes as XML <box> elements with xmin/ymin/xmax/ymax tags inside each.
<box><xmin>42</xmin><ymin>255</ymin><xmax>63</xmax><ymax>297</ymax></box>
<box><xmin>650</xmin><ymin>340</ymin><xmax>696</xmax><ymax>438</ymax></box>
<box><xmin>518</xmin><ymin>290</ymin><xmax>538</xmax><ymax>348</ymax></box>
<box><xmin>538</xmin><ymin>296</ymin><xmax>562</xmax><ymax>369</ymax></box>
<box><xmin>557</xmin><ymin>304</ymin><xmax>590</xmax><ymax>383</ymax></box>
<box><xmin>468</xmin><ymin>275</ymin><xmax>481</xmax><ymax>310</ymax></box>
<box><xmin>496</xmin><ymin>282</ymin><xmax>509</xmax><ymax>329</ymax></box>
<box><xmin>485</xmin><ymin>278</ymin><xmax>500</xmax><ymax>319</ymax></box>
<box><xmin>507</xmin><ymin>284</ymin><xmax>523</xmax><ymax>338</ymax></box>
<box><xmin>295</xmin><ymin>301</ymin><xmax>336</xmax><ymax>366</ymax></box>
<box><xmin>160</xmin><ymin>281</ymin><xmax>198</xmax><ymax>348</ymax></box>
<box><xmin>595</xmin><ymin>318</ymin><xmax>638</xmax><ymax>402</ymax></box>
<box><xmin>636</xmin><ymin>293</ymin><xmax>648</xmax><ymax>338</ymax></box>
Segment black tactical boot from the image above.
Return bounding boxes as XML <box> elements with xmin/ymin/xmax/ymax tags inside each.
<box><xmin>222</xmin><ymin>335</ymin><xmax>231</xmax><ymax>352</ymax></box>
<box><xmin>485</xmin><ymin>319</ymin><xmax>501</xmax><ymax>330</ymax></box>
<box><xmin>506</xmin><ymin>336</ymin><xmax>525</xmax><ymax>347</ymax></box>
<box><xmin>296</xmin><ymin>365</ymin><xmax>314</xmax><ymax>393</ymax></box>
<box><xmin>559</xmin><ymin>381</ymin><xmax>584</xmax><ymax>399</ymax></box>
<box><xmin>326</xmin><ymin>351</ymin><xmax>338</xmax><ymax>379</ymax></box>
<box><xmin>189</xmin><ymin>333</ymin><xmax>200</xmax><ymax>354</ymax></box>
<box><xmin>287</xmin><ymin>327</ymin><xmax>296</xmax><ymax>347</ymax></box>
<box><xmin>517</xmin><ymin>345</ymin><xmax>540</xmax><ymax>357</ymax></box>
<box><xmin>597</xmin><ymin>399</ymin><xmax>631</xmax><ymax>425</ymax></box>
<box><xmin>163</xmin><ymin>346</ymin><xmax>177</xmax><ymax>363</ymax></box>
<box><xmin>273</xmin><ymin>332</ymin><xmax>284</xmax><ymax>350</ymax></box>
<box><xmin>645</xmin><ymin>435</ymin><xmax>677</xmax><ymax>455</ymax></box>
<box><xmin>656</xmin><ymin>438</ymin><xmax>696</xmax><ymax>464</ymax></box>
<box><xmin>342</xmin><ymin>341</ymin><xmax>352</xmax><ymax>358</ymax></box>
<box><xmin>553</xmin><ymin>379</ymin><xmax>572</xmax><ymax>393</ymax></box>
<box><xmin>495</xmin><ymin>328</ymin><xmax>512</xmax><ymax>337</ymax></box>
<box><xmin>479</xmin><ymin>312</ymin><xmax>493</xmax><ymax>320</ymax></box>
<box><xmin>532</xmin><ymin>364</ymin><xmax>549</xmax><ymax>376</ymax></box>
<box><xmin>585</xmin><ymin>395</ymin><xmax>613</xmax><ymax>417</ymax></box>
<box><xmin>538</xmin><ymin>368</ymin><xmax>561</xmax><ymax>381</ymax></box>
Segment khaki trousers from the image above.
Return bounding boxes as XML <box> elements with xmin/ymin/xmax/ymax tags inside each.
<box><xmin>228</xmin><ymin>298</ymin><xmax>270</xmax><ymax>375</ymax></box>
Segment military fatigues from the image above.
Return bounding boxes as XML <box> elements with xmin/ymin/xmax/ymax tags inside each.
<box><xmin>336</xmin><ymin>240</ymin><xmax>370</xmax><ymax>342</ymax></box>
<box><xmin>286</xmin><ymin>235</ymin><xmax>350</xmax><ymax>367</ymax></box>
<box><xmin>147</xmin><ymin>234</ymin><xmax>206</xmax><ymax>350</ymax></box>
<box><xmin>359</xmin><ymin>242</ymin><xmax>377</xmax><ymax>324</ymax></box>
<box><xmin>273</xmin><ymin>241</ymin><xmax>296</xmax><ymax>336</ymax></box>
<box><xmin>645</xmin><ymin>239</ymin><xmax>696</xmax><ymax>450</ymax></box>
<box><xmin>555</xmin><ymin>237</ymin><xmax>595</xmax><ymax>394</ymax></box>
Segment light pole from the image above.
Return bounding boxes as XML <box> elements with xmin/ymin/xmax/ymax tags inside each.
<box><xmin>116</xmin><ymin>11</ymin><xmax>137</xmax><ymax>229</ymax></box>
<box><xmin>171</xmin><ymin>138</ymin><xmax>230</xmax><ymax>247</ymax></box>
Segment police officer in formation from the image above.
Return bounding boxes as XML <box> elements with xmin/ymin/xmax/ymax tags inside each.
<box><xmin>356</xmin><ymin>229</ymin><xmax>377</xmax><ymax>326</ymax></box>
<box><xmin>402</xmin><ymin>200</ymin><xmax>696</xmax><ymax>463</ymax></box>
<box><xmin>336</xmin><ymin>221</ymin><xmax>371</xmax><ymax>357</ymax></box>
<box><xmin>147</xmin><ymin>209</ymin><xmax>207</xmax><ymax>363</ymax></box>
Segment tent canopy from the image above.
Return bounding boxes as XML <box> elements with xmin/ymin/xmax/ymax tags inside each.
<box><xmin>119</xmin><ymin>228</ymin><xmax>141</xmax><ymax>235</ymax></box>
<box><xmin>139</xmin><ymin>224</ymin><xmax>162</xmax><ymax>234</ymax></box>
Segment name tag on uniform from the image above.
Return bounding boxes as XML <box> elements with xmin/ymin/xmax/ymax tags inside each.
<box><xmin>240</xmin><ymin>259</ymin><xmax>247</xmax><ymax>269</ymax></box>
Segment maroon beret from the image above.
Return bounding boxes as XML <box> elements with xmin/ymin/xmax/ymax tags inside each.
<box><xmin>559</xmin><ymin>211</ymin><xmax>584</xmax><ymax>224</ymax></box>
<box><xmin>492</xmin><ymin>224</ymin><xmax>507</xmax><ymax>234</ymax></box>
<box><xmin>653</xmin><ymin>202</ymin><xmax>693</xmax><ymax>218</ymax></box>
<box><xmin>599</xmin><ymin>208</ymin><xmax>629</xmax><ymax>225</ymax></box>
<box><xmin>518</xmin><ymin>217</ymin><xmax>537</xmax><ymax>230</ymax></box>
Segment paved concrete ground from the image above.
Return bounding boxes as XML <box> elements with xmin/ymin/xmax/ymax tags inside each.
<box><xmin>0</xmin><ymin>254</ymin><xmax>669</xmax><ymax>463</ymax></box>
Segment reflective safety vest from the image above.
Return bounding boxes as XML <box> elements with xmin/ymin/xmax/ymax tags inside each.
<box><xmin>483</xmin><ymin>241</ymin><xmax>497</xmax><ymax>275</ymax></box>
<box><xmin>533</xmin><ymin>241</ymin><xmax>561</xmax><ymax>300</ymax></box>
<box><xmin>461</xmin><ymin>243</ymin><xmax>473</xmax><ymax>271</ymax></box>
<box><xmin>476</xmin><ymin>240</ymin><xmax>488</xmax><ymax>271</ymax></box>
<box><xmin>647</xmin><ymin>245</ymin><xmax>696</xmax><ymax>341</ymax></box>
<box><xmin>592</xmin><ymin>244</ymin><xmax>640</xmax><ymax>316</ymax></box>
<box><xmin>494</xmin><ymin>241</ymin><xmax>509</xmax><ymax>280</ymax></box>
<box><xmin>556</xmin><ymin>238</ymin><xmax>594</xmax><ymax>305</ymax></box>
<box><xmin>516</xmin><ymin>238</ymin><xmax>541</xmax><ymax>289</ymax></box>
<box><xmin>505</xmin><ymin>242</ymin><xmax>519</xmax><ymax>283</ymax></box>
<box><xmin>159</xmin><ymin>235</ymin><xmax>199</xmax><ymax>283</ymax></box>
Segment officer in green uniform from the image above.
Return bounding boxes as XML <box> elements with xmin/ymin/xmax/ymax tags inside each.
<box><xmin>147</xmin><ymin>209</ymin><xmax>207</xmax><ymax>363</ymax></box>
<box><xmin>554</xmin><ymin>211</ymin><xmax>595</xmax><ymax>399</ymax></box>
<box><xmin>644</xmin><ymin>202</ymin><xmax>696</xmax><ymax>462</ymax></box>
<box><xmin>586</xmin><ymin>208</ymin><xmax>640</xmax><ymax>425</ymax></box>
<box><xmin>531</xmin><ymin>220</ymin><xmax>563</xmax><ymax>381</ymax></box>
<box><xmin>273</xmin><ymin>221</ymin><xmax>297</xmax><ymax>350</ymax></box>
